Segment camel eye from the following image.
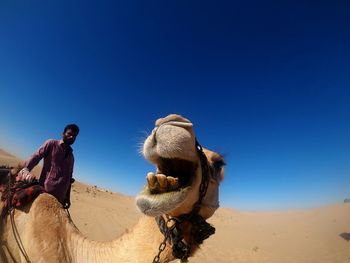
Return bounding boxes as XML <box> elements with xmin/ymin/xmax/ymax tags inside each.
<box><xmin>213</xmin><ymin>159</ymin><xmax>225</xmax><ymax>171</ymax></box>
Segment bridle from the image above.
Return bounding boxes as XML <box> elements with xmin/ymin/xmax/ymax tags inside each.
<box><xmin>152</xmin><ymin>139</ymin><xmax>216</xmax><ymax>263</ymax></box>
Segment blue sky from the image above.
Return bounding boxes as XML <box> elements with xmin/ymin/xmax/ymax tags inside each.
<box><xmin>0</xmin><ymin>0</ymin><xmax>349</xmax><ymax>211</ymax></box>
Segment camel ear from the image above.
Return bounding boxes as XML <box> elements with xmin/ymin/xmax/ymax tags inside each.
<box><xmin>218</xmin><ymin>167</ymin><xmax>225</xmax><ymax>182</ymax></box>
<box><xmin>212</xmin><ymin>158</ymin><xmax>225</xmax><ymax>182</ymax></box>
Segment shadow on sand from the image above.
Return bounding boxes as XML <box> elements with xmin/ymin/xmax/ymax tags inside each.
<box><xmin>340</xmin><ymin>233</ymin><xmax>350</xmax><ymax>241</ymax></box>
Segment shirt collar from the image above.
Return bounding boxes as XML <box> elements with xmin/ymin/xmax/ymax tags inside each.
<box><xmin>59</xmin><ymin>140</ymin><xmax>73</xmax><ymax>152</ymax></box>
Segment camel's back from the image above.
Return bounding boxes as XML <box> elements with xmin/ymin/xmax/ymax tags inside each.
<box><xmin>1</xmin><ymin>193</ymin><xmax>74</xmax><ymax>263</ymax></box>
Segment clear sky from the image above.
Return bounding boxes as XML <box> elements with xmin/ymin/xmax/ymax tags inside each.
<box><xmin>1</xmin><ymin>0</ymin><xmax>349</xmax><ymax>211</ymax></box>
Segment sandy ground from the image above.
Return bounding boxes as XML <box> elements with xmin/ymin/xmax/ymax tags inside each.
<box><xmin>1</xmin><ymin>148</ymin><xmax>350</xmax><ymax>263</ymax></box>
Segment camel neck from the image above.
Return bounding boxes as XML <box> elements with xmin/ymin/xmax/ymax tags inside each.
<box><xmin>68</xmin><ymin>216</ymin><xmax>175</xmax><ymax>263</ymax></box>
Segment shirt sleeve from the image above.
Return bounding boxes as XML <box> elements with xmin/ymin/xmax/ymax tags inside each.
<box><xmin>24</xmin><ymin>139</ymin><xmax>53</xmax><ymax>171</ymax></box>
<box><xmin>70</xmin><ymin>155</ymin><xmax>74</xmax><ymax>178</ymax></box>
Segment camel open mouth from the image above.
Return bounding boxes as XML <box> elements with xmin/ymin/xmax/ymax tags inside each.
<box><xmin>147</xmin><ymin>158</ymin><xmax>197</xmax><ymax>194</ymax></box>
<box><xmin>136</xmin><ymin>157</ymin><xmax>199</xmax><ymax>216</ymax></box>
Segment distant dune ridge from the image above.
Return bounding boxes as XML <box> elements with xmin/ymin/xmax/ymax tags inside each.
<box><xmin>1</xmin><ymin>148</ymin><xmax>349</xmax><ymax>263</ymax></box>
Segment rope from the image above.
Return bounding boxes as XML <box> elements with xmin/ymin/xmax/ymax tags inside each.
<box><xmin>1</xmin><ymin>171</ymin><xmax>31</xmax><ymax>263</ymax></box>
<box><xmin>65</xmin><ymin>208</ymin><xmax>81</xmax><ymax>233</ymax></box>
<box><xmin>10</xmin><ymin>209</ymin><xmax>31</xmax><ymax>263</ymax></box>
<box><xmin>1</xmin><ymin>170</ymin><xmax>79</xmax><ymax>263</ymax></box>
<box><xmin>0</xmin><ymin>241</ymin><xmax>18</xmax><ymax>263</ymax></box>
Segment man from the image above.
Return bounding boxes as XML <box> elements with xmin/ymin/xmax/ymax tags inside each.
<box><xmin>21</xmin><ymin>124</ymin><xmax>79</xmax><ymax>209</ymax></box>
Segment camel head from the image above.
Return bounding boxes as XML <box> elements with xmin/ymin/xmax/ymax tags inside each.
<box><xmin>136</xmin><ymin>114</ymin><xmax>225</xmax><ymax>220</ymax></box>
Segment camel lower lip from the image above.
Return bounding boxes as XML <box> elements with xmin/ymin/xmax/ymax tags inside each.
<box><xmin>144</xmin><ymin>185</ymin><xmax>187</xmax><ymax>196</ymax></box>
<box><xmin>135</xmin><ymin>186</ymin><xmax>191</xmax><ymax>216</ymax></box>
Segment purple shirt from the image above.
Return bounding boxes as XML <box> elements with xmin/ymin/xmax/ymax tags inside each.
<box><xmin>24</xmin><ymin>139</ymin><xmax>74</xmax><ymax>204</ymax></box>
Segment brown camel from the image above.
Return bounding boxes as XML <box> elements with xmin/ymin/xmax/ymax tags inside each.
<box><xmin>0</xmin><ymin>114</ymin><xmax>225</xmax><ymax>263</ymax></box>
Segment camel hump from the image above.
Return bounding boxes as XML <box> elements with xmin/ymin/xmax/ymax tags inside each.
<box><xmin>31</xmin><ymin>193</ymin><xmax>64</xmax><ymax>215</ymax></box>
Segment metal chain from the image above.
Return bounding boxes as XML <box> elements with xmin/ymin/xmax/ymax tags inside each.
<box><xmin>152</xmin><ymin>235</ymin><xmax>168</xmax><ymax>263</ymax></box>
<box><xmin>153</xmin><ymin>216</ymin><xmax>192</xmax><ymax>263</ymax></box>
<box><xmin>152</xmin><ymin>140</ymin><xmax>212</xmax><ymax>263</ymax></box>
<box><xmin>192</xmin><ymin>141</ymin><xmax>210</xmax><ymax>215</ymax></box>
<box><xmin>153</xmin><ymin>216</ymin><xmax>175</xmax><ymax>263</ymax></box>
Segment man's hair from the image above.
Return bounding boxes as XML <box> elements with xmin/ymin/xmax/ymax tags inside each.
<box><xmin>64</xmin><ymin>124</ymin><xmax>80</xmax><ymax>134</ymax></box>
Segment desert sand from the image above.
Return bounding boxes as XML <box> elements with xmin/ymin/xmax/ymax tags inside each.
<box><xmin>1</xmin><ymin>148</ymin><xmax>349</xmax><ymax>263</ymax></box>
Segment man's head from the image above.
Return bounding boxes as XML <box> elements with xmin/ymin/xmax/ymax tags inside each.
<box><xmin>62</xmin><ymin>124</ymin><xmax>80</xmax><ymax>145</ymax></box>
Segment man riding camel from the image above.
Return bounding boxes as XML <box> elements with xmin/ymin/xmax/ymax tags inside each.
<box><xmin>19</xmin><ymin>124</ymin><xmax>79</xmax><ymax>209</ymax></box>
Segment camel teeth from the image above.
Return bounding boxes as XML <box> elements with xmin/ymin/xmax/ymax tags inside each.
<box><xmin>146</xmin><ymin>172</ymin><xmax>156</xmax><ymax>188</ymax></box>
<box><xmin>166</xmin><ymin>176</ymin><xmax>179</xmax><ymax>190</ymax></box>
<box><xmin>147</xmin><ymin>173</ymin><xmax>180</xmax><ymax>193</ymax></box>
<box><xmin>156</xmin><ymin>174</ymin><xmax>168</xmax><ymax>190</ymax></box>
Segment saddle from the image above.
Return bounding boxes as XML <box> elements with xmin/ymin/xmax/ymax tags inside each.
<box><xmin>0</xmin><ymin>170</ymin><xmax>44</xmax><ymax>219</ymax></box>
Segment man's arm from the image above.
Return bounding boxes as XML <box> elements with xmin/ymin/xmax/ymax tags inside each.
<box><xmin>63</xmin><ymin>178</ymin><xmax>75</xmax><ymax>209</ymax></box>
<box><xmin>24</xmin><ymin>139</ymin><xmax>52</xmax><ymax>171</ymax></box>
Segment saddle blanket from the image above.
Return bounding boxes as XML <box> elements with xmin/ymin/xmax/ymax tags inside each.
<box><xmin>1</xmin><ymin>180</ymin><xmax>45</xmax><ymax>218</ymax></box>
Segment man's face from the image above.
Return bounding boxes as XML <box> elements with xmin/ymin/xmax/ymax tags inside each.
<box><xmin>62</xmin><ymin>129</ymin><xmax>78</xmax><ymax>145</ymax></box>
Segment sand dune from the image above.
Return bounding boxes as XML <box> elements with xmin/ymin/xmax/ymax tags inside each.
<box><xmin>1</xmin><ymin>148</ymin><xmax>349</xmax><ymax>263</ymax></box>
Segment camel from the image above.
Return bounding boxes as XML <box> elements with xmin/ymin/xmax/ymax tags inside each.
<box><xmin>0</xmin><ymin>114</ymin><xmax>225</xmax><ymax>263</ymax></box>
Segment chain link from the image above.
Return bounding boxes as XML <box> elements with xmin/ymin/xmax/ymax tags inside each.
<box><xmin>152</xmin><ymin>139</ymin><xmax>212</xmax><ymax>263</ymax></box>
<box><xmin>153</xmin><ymin>235</ymin><xmax>168</xmax><ymax>263</ymax></box>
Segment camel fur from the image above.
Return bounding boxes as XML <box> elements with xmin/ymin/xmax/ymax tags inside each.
<box><xmin>0</xmin><ymin>114</ymin><xmax>225</xmax><ymax>263</ymax></box>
